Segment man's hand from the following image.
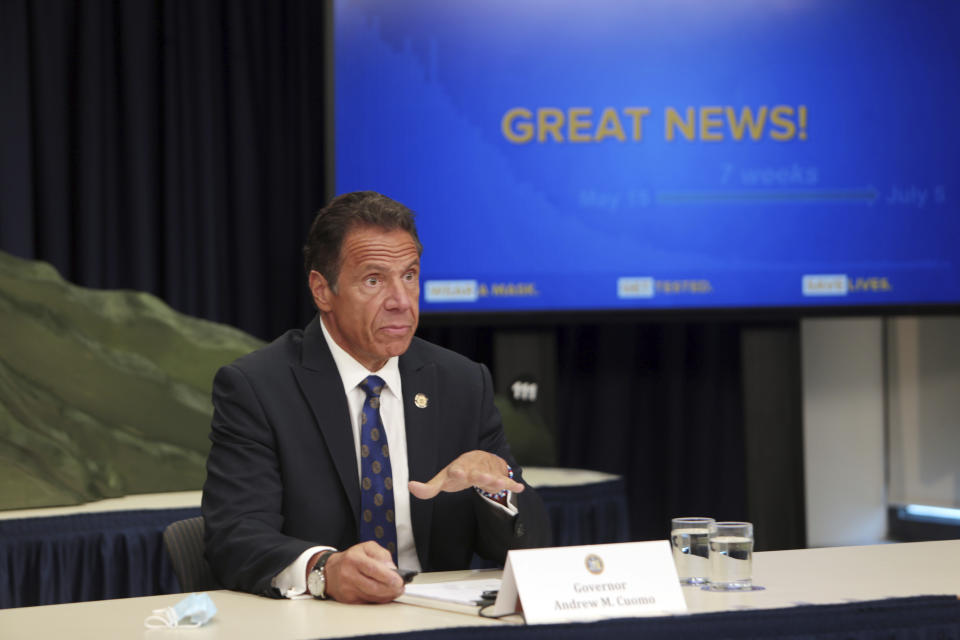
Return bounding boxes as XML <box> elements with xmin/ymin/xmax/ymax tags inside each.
<box><xmin>408</xmin><ymin>450</ymin><xmax>524</xmax><ymax>500</ymax></box>
<box><xmin>323</xmin><ymin>541</ymin><xmax>404</xmax><ymax>604</ymax></box>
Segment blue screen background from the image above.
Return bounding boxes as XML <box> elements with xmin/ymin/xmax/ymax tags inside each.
<box><xmin>335</xmin><ymin>0</ymin><xmax>960</xmax><ymax>312</ymax></box>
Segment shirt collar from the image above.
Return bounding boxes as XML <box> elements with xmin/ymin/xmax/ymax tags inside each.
<box><xmin>319</xmin><ymin>315</ymin><xmax>401</xmax><ymax>398</ymax></box>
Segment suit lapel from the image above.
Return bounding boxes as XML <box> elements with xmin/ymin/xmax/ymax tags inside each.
<box><xmin>400</xmin><ymin>341</ymin><xmax>439</xmax><ymax>567</ymax></box>
<box><xmin>292</xmin><ymin>317</ymin><xmax>361</xmax><ymax>522</ymax></box>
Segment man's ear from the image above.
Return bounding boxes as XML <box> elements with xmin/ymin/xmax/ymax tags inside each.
<box><xmin>308</xmin><ymin>270</ymin><xmax>334</xmax><ymax>312</ymax></box>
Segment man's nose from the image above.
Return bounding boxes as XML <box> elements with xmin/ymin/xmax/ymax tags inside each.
<box><xmin>384</xmin><ymin>277</ymin><xmax>414</xmax><ymax>310</ymax></box>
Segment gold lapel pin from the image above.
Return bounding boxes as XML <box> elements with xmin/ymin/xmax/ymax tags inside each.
<box><xmin>414</xmin><ymin>393</ymin><xmax>428</xmax><ymax>409</ymax></box>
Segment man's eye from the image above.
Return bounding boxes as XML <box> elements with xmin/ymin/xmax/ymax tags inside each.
<box><xmin>366</xmin><ymin>277</ymin><xmax>380</xmax><ymax>286</ymax></box>
<box><xmin>403</xmin><ymin>271</ymin><xmax>417</xmax><ymax>282</ymax></box>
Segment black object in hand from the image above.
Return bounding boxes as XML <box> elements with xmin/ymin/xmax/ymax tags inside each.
<box><xmin>395</xmin><ymin>568</ymin><xmax>418</xmax><ymax>583</ymax></box>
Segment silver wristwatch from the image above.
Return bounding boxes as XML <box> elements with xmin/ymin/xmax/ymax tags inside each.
<box><xmin>307</xmin><ymin>551</ymin><xmax>334</xmax><ymax>599</ymax></box>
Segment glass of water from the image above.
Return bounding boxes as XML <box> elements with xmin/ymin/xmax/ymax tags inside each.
<box><xmin>670</xmin><ymin>517</ymin><xmax>714</xmax><ymax>584</ymax></box>
<box><xmin>708</xmin><ymin>521</ymin><xmax>754</xmax><ymax>590</ymax></box>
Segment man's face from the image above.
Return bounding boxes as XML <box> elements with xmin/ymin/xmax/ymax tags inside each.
<box><xmin>310</xmin><ymin>226</ymin><xmax>420</xmax><ymax>371</ymax></box>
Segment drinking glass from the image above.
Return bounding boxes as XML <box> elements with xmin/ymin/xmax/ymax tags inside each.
<box><xmin>707</xmin><ymin>521</ymin><xmax>754</xmax><ymax>590</ymax></box>
<box><xmin>670</xmin><ymin>517</ymin><xmax>714</xmax><ymax>584</ymax></box>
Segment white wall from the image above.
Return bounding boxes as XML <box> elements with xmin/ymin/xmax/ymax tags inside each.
<box><xmin>887</xmin><ymin>316</ymin><xmax>960</xmax><ymax>509</ymax></box>
<box><xmin>801</xmin><ymin>315</ymin><xmax>960</xmax><ymax>548</ymax></box>
<box><xmin>801</xmin><ymin>318</ymin><xmax>886</xmax><ymax>547</ymax></box>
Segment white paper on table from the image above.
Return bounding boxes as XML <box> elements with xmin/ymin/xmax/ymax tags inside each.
<box><xmin>400</xmin><ymin>578</ymin><xmax>502</xmax><ymax>606</ymax></box>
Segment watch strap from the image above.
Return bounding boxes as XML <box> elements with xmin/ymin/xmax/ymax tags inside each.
<box><xmin>309</xmin><ymin>550</ymin><xmax>334</xmax><ymax>599</ymax></box>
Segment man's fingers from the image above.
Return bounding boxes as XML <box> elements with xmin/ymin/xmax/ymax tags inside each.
<box><xmin>410</xmin><ymin>467</ymin><xmax>524</xmax><ymax>501</ymax></box>
<box><xmin>355</xmin><ymin>552</ymin><xmax>402</xmax><ymax>591</ymax></box>
<box><xmin>349</xmin><ymin>566</ymin><xmax>401</xmax><ymax>601</ymax></box>
<box><xmin>469</xmin><ymin>469</ymin><xmax>524</xmax><ymax>494</ymax></box>
<box><xmin>408</xmin><ymin>479</ymin><xmax>440</xmax><ymax>500</ymax></box>
<box><xmin>409</xmin><ymin>452</ymin><xmax>525</xmax><ymax>500</ymax></box>
<box><xmin>325</xmin><ymin>542</ymin><xmax>403</xmax><ymax>603</ymax></box>
<box><xmin>409</xmin><ymin>466</ymin><xmax>468</xmax><ymax>499</ymax></box>
<box><xmin>358</xmin><ymin>539</ymin><xmax>395</xmax><ymax>564</ymax></box>
<box><xmin>466</xmin><ymin>469</ymin><xmax>496</xmax><ymax>489</ymax></box>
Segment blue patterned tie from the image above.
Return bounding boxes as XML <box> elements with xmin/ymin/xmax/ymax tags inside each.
<box><xmin>358</xmin><ymin>375</ymin><xmax>398</xmax><ymax>563</ymax></box>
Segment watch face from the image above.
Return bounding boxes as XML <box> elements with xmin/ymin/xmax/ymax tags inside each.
<box><xmin>308</xmin><ymin>568</ymin><xmax>325</xmax><ymax>598</ymax></box>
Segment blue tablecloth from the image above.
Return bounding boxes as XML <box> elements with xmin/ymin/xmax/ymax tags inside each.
<box><xmin>537</xmin><ymin>478</ymin><xmax>630</xmax><ymax>547</ymax></box>
<box><xmin>0</xmin><ymin>507</ymin><xmax>198</xmax><ymax>608</ymax></box>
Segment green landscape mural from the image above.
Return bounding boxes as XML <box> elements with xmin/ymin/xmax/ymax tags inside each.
<box><xmin>0</xmin><ymin>251</ymin><xmax>263</xmax><ymax>510</ymax></box>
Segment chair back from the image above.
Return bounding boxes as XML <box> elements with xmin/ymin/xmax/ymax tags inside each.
<box><xmin>162</xmin><ymin>516</ymin><xmax>220</xmax><ymax>592</ymax></box>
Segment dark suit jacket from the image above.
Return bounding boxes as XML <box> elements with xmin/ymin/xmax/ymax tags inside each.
<box><xmin>202</xmin><ymin>317</ymin><xmax>550</xmax><ymax>596</ymax></box>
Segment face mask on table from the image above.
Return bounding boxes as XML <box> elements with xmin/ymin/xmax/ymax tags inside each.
<box><xmin>144</xmin><ymin>592</ymin><xmax>218</xmax><ymax>629</ymax></box>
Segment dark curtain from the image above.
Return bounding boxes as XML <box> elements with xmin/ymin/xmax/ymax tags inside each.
<box><xmin>0</xmin><ymin>0</ymin><xmax>326</xmax><ymax>341</ymax></box>
<box><xmin>554</xmin><ymin>322</ymin><xmax>748</xmax><ymax>542</ymax></box>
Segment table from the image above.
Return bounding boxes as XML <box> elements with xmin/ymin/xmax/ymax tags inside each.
<box><xmin>0</xmin><ymin>569</ymin><xmax>505</xmax><ymax>640</ymax></box>
<box><xmin>0</xmin><ymin>469</ymin><xmax>629</xmax><ymax>607</ymax></box>
<box><xmin>1</xmin><ymin>540</ymin><xmax>958</xmax><ymax>640</ymax></box>
<box><xmin>684</xmin><ymin>538</ymin><xmax>960</xmax><ymax>613</ymax></box>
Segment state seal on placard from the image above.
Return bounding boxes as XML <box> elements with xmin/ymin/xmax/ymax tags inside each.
<box><xmin>585</xmin><ymin>554</ymin><xmax>604</xmax><ymax>575</ymax></box>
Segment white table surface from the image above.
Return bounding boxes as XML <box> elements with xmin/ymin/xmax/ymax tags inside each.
<box><xmin>683</xmin><ymin>538</ymin><xmax>960</xmax><ymax>613</ymax></box>
<box><xmin>1</xmin><ymin>540</ymin><xmax>958</xmax><ymax>640</ymax></box>
<box><xmin>0</xmin><ymin>569</ymin><xmax>505</xmax><ymax>640</ymax></box>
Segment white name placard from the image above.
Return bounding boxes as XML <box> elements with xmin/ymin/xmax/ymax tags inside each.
<box><xmin>492</xmin><ymin>541</ymin><xmax>687</xmax><ymax>624</ymax></box>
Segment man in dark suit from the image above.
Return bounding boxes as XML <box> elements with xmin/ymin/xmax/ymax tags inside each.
<box><xmin>202</xmin><ymin>191</ymin><xmax>550</xmax><ymax>603</ymax></box>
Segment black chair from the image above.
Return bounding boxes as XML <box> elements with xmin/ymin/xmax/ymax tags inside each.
<box><xmin>162</xmin><ymin>516</ymin><xmax>221</xmax><ymax>592</ymax></box>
